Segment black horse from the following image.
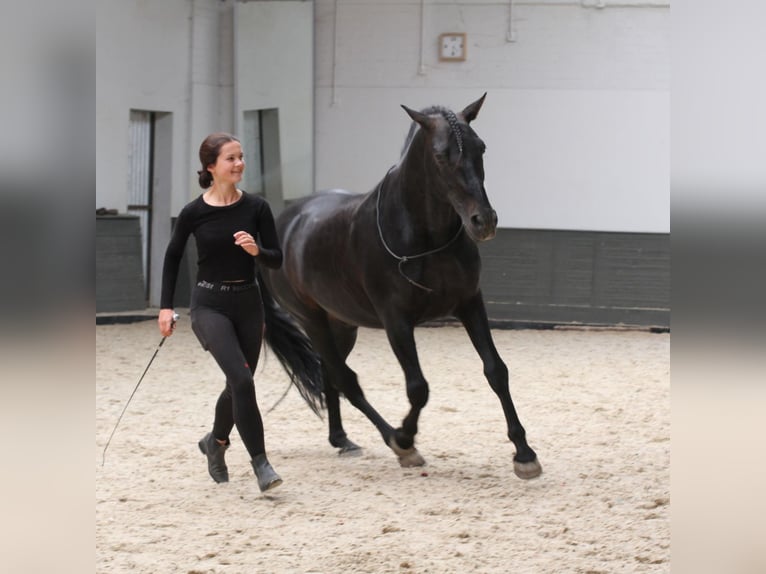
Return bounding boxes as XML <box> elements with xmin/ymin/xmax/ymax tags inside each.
<box><xmin>261</xmin><ymin>94</ymin><xmax>541</xmax><ymax>479</ymax></box>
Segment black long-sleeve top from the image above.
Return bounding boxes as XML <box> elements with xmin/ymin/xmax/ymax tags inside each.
<box><xmin>160</xmin><ymin>192</ymin><xmax>282</xmax><ymax>308</ymax></box>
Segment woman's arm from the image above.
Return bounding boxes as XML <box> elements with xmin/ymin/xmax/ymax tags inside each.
<box><xmin>253</xmin><ymin>201</ymin><xmax>283</xmax><ymax>269</ymax></box>
<box><xmin>158</xmin><ymin>207</ymin><xmax>193</xmax><ymax>335</ymax></box>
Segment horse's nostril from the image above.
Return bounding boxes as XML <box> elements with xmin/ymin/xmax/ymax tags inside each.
<box><xmin>471</xmin><ymin>214</ymin><xmax>483</xmax><ymax>228</ymax></box>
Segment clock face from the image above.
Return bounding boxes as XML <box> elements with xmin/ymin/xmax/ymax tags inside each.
<box><xmin>439</xmin><ymin>33</ymin><xmax>466</xmax><ymax>61</ymax></box>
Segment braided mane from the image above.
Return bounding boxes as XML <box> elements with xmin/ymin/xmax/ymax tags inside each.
<box><xmin>400</xmin><ymin>106</ymin><xmax>463</xmax><ymax>157</ymax></box>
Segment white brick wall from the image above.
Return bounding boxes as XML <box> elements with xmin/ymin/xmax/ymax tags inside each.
<box><xmin>313</xmin><ymin>0</ymin><xmax>669</xmax><ymax>232</ymax></box>
<box><xmin>96</xmin><ymin>0</ymin><xmax>670</xmax><ymax>233</ymax></box>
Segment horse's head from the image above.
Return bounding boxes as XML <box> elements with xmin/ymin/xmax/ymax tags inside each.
<box><xmin>401</xmin><ymin>93</ymin><xmax>498</xmax><ymax>242</ymax></box>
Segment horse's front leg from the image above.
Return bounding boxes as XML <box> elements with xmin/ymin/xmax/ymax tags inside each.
<box><xmin>382</xmin><ymin>320</ymin><xmax>428</xmax><ymax>467</ymax></box>
<box><xmin>456</xmin><ymin>293</ymin><xmax>542</xmax><ymax>479</ymax></box>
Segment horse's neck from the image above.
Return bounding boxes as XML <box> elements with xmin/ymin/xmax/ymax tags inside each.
<box><xmin>383</xmin><ymin>160</ymin><xmax>460</xmax><ymax>245</ymax></box>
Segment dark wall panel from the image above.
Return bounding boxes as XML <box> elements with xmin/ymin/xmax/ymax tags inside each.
<box><xmin>96</xmin><ymin>216</ymin><xmax>146</xmax><ymax>313</ymax></box>
<box><xmin>96</xmin><ymin>218</ymin><xmax>669</xmax><ymax>327</ymax></box>
<box><xmin>478</xmin><ymin>229</ymin><xmax>670</xmax><ymax>328</ymax></box>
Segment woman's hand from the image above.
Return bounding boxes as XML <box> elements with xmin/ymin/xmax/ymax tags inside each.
<box><xmin>158</xmin><ymin>308</ymin><xmax>177</xmax><ymax>337</ymax></box>
<box><xmin>233</xmin><ymin>230</ymin><xmax>260</xmax><ymax>256</ymax></box>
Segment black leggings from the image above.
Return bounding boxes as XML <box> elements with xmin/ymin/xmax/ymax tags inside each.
<box><xmin>190</xmin><ymin>283</ymin><xmax>266</xmax><ymax>460</ymax></box>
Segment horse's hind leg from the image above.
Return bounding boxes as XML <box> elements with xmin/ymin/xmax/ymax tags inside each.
<box><xmin>456</xmin><ymin>294</ymin><xmax>542</xmax><ymax>479</ymax></box>
<box><xmin>323</xmin><ymin>374</ymin><xmax>361</xmax><ymax>456</ymax></box>
<box><xmin>323</xmin><ymin>324</ymin><xmax>362</xmax><ymax>456</ymax></box>
<box><xmin>302</xmin><ymin>315</ymin><xmax>396</xmax><ymax>455</ymax></box>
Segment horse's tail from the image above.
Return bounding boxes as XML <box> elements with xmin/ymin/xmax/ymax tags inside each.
<box><xmin>259</xmin><ymin>271</ymin><xmax>325</xmax><ymax>417</ymax></box>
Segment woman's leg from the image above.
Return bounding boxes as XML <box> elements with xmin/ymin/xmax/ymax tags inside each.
<box><xmin>228</xmin><ymin>288</ymin><xmax>282</xmax><ymax>491</ymax></box>
<box><xmin>228</xmin><ymin>289</ymin><xmax>267</xmax><ymax>456</ymax></box>
<box><xmin>193</xmin><ymin>305</ymin><xmax>266</xmax><ymax>459</ymax></box>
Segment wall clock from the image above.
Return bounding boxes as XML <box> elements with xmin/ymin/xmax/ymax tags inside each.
<box><xmin>438</xmin><ymin>33</ymin><xmax>467</xmax><ymax>62</ymax></box>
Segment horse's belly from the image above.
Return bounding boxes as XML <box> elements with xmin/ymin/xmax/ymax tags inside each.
<box><xmin>321</xmin><ymin>300</ymin><xmax>383</xmax><ymax>329</ymax></box>
<box><xmin>301</xmin><ymin>271</ymin><xmax>383</xmax><ymax>328</ymax></box>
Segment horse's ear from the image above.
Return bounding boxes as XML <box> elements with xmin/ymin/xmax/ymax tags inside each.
<box><xmin>460</xmin><ymin>92</ymin><xmax>487</xmax><ymax>124</ymax></box>
<box><xmin>401</xmin><ymin>105</ymin><xmax>436</xmax><ymax>131</ymax></box>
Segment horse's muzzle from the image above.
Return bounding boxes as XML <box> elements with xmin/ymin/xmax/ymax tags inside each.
<box><xmin>468</xmin><ymin>209</ymin><xmax>498</xmax><ymax>241</ymax></box>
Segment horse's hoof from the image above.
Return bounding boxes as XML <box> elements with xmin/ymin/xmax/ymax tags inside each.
<box><xmin>514</xmin><ymin>458</ymin><xmax>542</xmax><ymax>479</ymax></box>
<box><xmin>388</xmin><ymin>437</ymin><xmax>426</xmax><ymax>467</ymax></box>
<box><xmin>338</xmin><ymin>440</ymin><xmax>363</xmax><ymax>457</ymax></box>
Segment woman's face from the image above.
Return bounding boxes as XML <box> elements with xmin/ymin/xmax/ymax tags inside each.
<box><xmin>208</xmin><ymin>141</ymin><xmax>245</xmax><ymax>186</ymax></box>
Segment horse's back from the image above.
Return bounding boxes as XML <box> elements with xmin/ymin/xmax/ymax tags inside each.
<box><xmin>276</xmin><ymin>190</ymin><xmax>369</xmax><ymax>262</ymax></box>
<box><xmin>277</xmin><ymin>189</ymin><xmax>361</xmax><ymax>231</ymax></box>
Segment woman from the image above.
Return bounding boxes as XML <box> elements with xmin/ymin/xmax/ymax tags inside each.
<box><xmin>158</xmin><ymin>132</ymin><xmax>283</xmax><ymax>492</ymax></box>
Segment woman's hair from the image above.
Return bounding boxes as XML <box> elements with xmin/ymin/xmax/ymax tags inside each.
<box><xmin>197</xmin><ymin>132</ymin><xmax>240</xmax><ymax>188</ymax></box>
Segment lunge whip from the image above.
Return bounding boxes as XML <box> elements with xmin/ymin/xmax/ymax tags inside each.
<box><xmin>101</xmin><ymin>312</ymin><xmax>178</xmax><ymax>466</ymax></box>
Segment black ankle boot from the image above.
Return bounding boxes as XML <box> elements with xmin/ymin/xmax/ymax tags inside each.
<box><xmin>198</xmin><ymin>432</ymin><xmax>229</xmax><ymax>483</ymax></box>
<box><xmin>251</xmin><ymin>454</ymin><xmax>282</xmax><ymax>492</ymax></box>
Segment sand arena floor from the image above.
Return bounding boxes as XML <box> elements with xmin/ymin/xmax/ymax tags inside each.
<box><xmin>96</xmin><ymin>317</ymin><xmax>669</xmax><ymax>573</ymax></box>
